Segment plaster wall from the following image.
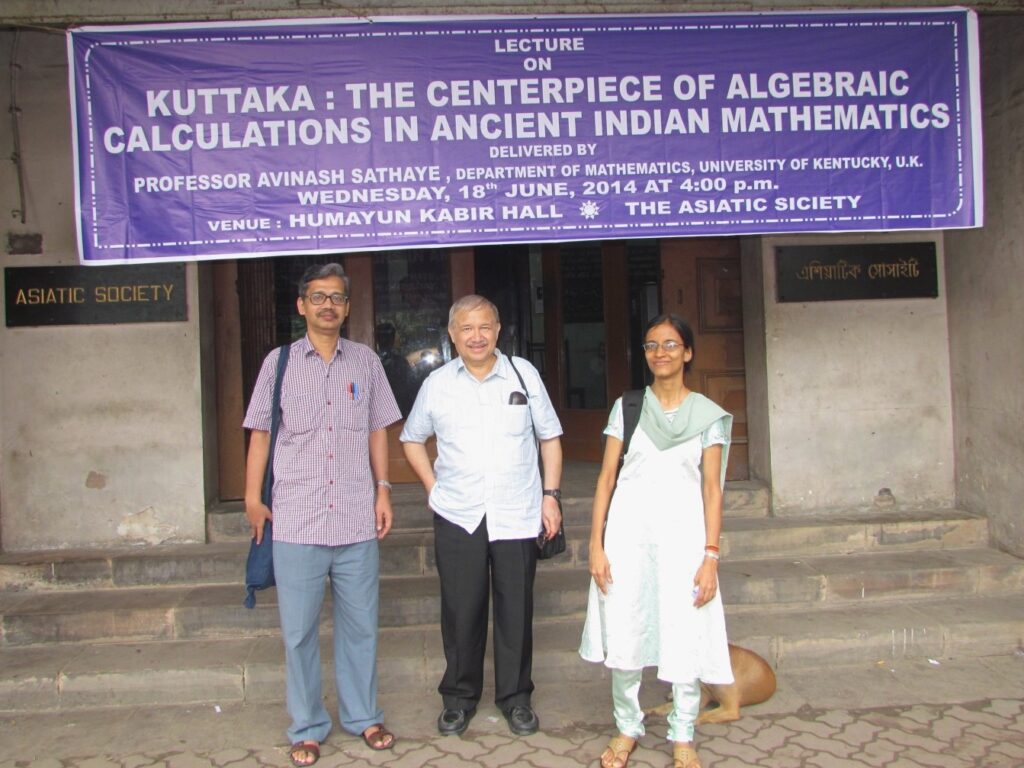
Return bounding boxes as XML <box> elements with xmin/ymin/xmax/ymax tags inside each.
<box><xmin>0</xmin><ymin>31</ymin><xmax>208</xmax><ymax>550</ymax></box>
<box><xmin>757</xmin><ymin>232</ymin><xmax>955</xmax><ymax>514</ymax></box>
<box><xmin>945</xmin><ymin>16</ymin><xmax>1024</xmax><ymax>556</ymax></box>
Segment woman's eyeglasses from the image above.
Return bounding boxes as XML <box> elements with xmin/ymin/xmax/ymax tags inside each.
<box><xmin>305</xmin><ymin>292</ymin><xmax>349</xmax><ymax>305</ymax></box>
<box><xmin>641</xmin><ymin>340</ymin><xmax>684</xmax><ymax>353</ymax></box>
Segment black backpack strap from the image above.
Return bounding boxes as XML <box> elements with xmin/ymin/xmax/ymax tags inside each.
<box><xmin>619</xmin><ymin>389</ymin><xmax>644</xmax><ymax>468</ymax></box>
<box><xmin>261</xmin><ymin>343</ymin><xmax>291</xmax><ymax>507</ymax></box>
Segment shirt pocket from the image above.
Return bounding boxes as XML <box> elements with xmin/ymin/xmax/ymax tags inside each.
<box><xmin>503</xmin><ymin>403</ymin><xmax>533</xmax><ymax>437</ymax></box>
<box><xmin>497</xmin><ymin>404</ymin><xmax>537</xmax><ymax>470</ymax></box>
<box><xmin>281</xmin><ymin>393</ymin><xmax>322</xmax><ymax>435</ymax></box>
<box><xmin>337</xmin><ymin>385</ymin><xmax>370</xmax><ymax>432</ymax></box>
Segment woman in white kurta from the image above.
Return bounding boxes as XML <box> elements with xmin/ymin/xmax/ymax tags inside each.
<box><xmin>580</xmin><ymin>314</ymin><xmax>733</xmax><ymax>768</ymax></box>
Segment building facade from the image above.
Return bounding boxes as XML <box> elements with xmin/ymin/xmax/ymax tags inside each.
<box><xmin>1</xmin><ymin>2</ymin><xmax>1022</xmax><ymax>557</ymax></box>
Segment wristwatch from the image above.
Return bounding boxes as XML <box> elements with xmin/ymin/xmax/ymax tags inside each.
<box><xmin>543</xmin><ymin>489</ymin><xmax>561</xmax><ymax>500</ymax></box>
<box><xmin>376</xmin><ymin>480</ymin><xmax>393</xmax><ymax>491</ymax></box>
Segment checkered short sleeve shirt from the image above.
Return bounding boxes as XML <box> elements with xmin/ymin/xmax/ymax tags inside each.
<box><xmin>243</xmin><ymin>335</ymin><xmax>401</xmax><ymax>546</ymax></box>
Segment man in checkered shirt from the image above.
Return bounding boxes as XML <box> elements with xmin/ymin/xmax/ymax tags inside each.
<box><xmin>243</xmin><ymin>263</ymin><xmax>401</xmax><ymax>766</ymax></box>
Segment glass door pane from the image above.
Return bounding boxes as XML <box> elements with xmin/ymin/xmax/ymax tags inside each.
<box><xmin>627</xmin><ymin>240</ymin><xmax>662</xmax><ymax>389</ymax></box>
<box><xmin>372</xmin><ymin>250</ymin><xmax>450</xmax><ymax>417</ymax></box>
<box><xmin>560</xmin><ymin>244</ymin><xmax>606</xmax><ymax>409</ymax></box>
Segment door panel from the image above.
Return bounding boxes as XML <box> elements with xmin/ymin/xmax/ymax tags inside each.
<box><xmin>701</xmin><ymin>372</ymin><xmax>749</xmax><ymax>480</ymax></box>
<box><xmin>660</xmin><ymin>238</ymin><xmax>748</xmax><ymax>480</ymax></box>
<box><xmin>213</xmin><ymin>261</ymin><xmax>246</xmax><ymax>501</ymax></box>
<box><xmin>543</xmin><ymin>242</ymin><xmax>632</xmax><ymax>462</ymax></box>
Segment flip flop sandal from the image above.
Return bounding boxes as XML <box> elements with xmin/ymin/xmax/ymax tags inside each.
<box><xmin>362</xmin><ymin>723</ymin><xmax>396</xmax><ymax>751</ymax></box>
<box><xmin>600</xmin><ymin>734</ymin><xmax>636</xmax><ymax>768</ymax></box>
<box><xmin>289</xmin><ymin>741</ymin><xmax>320</xmax><ymax>767</ymax></box>
<box><xmin>673</xmin><ymin>743</ymin><xmax>703</xmax><ymax>768</ymax></box>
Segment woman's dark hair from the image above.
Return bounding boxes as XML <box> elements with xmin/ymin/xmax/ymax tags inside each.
<box><xmin>644</xmin><ymin>313</ymin><xmax>695</xmax><ymax>373</ymax></box>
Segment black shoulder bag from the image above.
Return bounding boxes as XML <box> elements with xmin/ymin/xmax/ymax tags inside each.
<box><xmin>507</xmin><ymin>356</ymin><xmax>566</xmax><ymax>559</ymax></box>
<box><xmin>244</xmin><ymin>343</ymin><xmax>290</xmax><ymax>608</ymax></box>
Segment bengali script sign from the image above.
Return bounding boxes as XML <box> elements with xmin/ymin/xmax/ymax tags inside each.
<box><xmin>68</xmin><ymin>10</ymin><xmax>982</xmax><ymax>264</ymax></box>
<box><xmin>776</xmin><ymin>242</ymin><xmax>938</xmax><ymax>302</ymax></box>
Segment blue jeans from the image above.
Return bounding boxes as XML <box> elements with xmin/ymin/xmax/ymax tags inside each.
<box><xmin>273</xmin><ymin>539</ymin><xmax>383</xmax><ymax>744</ymax></box>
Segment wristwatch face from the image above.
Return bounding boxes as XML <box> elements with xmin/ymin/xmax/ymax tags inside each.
<box><xmin>543</xmin><ymin>489</ymin><xmax>561</xmax><ymax>500</ymax></box>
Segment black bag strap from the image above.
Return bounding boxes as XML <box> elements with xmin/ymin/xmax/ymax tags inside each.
<box><xmin>506</xmin><ymin>355</ymin><xmax>537</xmax><ymax>434</ymax></box>
<box><xmin>509</xmin><ymin>355</ymin><xmax>563</xmax><ymax>538</ymax></box>
<box><xmin>618</xmin><ymin>389</ymin><xmax>644</xmax><ymax>473</ymax></box>
<box><xmin>507</xmin><ymin>354</ymin><xmax>529</xmax><ymax>397</ymax></box>
<box><xmin>508</xmin><ymin>354</ymin><xmax>549</xmax><ymax>478</ymax></box>
<box><xmin>260</xmin><ymin>344</ymin><xmax>291</xmax><ymax>507</ymax></box>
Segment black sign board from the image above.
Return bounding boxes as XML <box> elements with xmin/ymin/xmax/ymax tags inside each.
<box><xmin>5</xmin><ymin>264</ymin><xmax>187</xmax><ymax>327</ymax></box>
<box><xmin>776</xmin><ymin>243</ymin><xmax>938</xmax><ymax>303</ymax></box>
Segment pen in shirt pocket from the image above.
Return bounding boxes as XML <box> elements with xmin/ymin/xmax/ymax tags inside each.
<box><xmin>349</xmin><ymin>382</ymin><xmax>359</xmax><ymax>400</ymax></box>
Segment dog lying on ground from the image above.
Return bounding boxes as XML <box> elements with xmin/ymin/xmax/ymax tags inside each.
<box><xmin>645</xmin><ymin>644</ymin><xmax>777</xmax><ymax>724</ymax></box>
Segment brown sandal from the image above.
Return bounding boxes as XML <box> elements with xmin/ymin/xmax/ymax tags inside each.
<box><xmin>289</xmin><ymin>741</ymin><xmax>320</xmax><ymax>767</ymax></box>
<box><xmin>362</xmin><ymin>723</ymin><xmax>396</xmax><ymax>751</ymax></box>
<box><xmin>600</xmin><ymin>734</ymin><xmax>636</xmax><ymax>768</ymax></box>
<box><xmin>673</xmin><ymin>742</ymin><xmax>702</xmax><ymax>768</ymax></box>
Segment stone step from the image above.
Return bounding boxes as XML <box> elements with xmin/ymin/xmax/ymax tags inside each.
<box><xmin>1</xmin><ymin>507</ymin><xmax>987</xmax><ymax>591</ymax></box>
<box><xmin>206</xmin><ymin>478</ymin><xmax>773</xmax><ymax>541</ymax></box>
<box><xmin>3</xmin><ymin>592</ymin><xmax>1022</xmax><ymax>712</ymax></box>
<box><xmin>2</xmin><ymin>546</ymin><xmax>1021</xmax><ymax>647</ymax></box>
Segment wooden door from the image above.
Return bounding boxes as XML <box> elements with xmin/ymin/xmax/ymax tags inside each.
<box><xmin>214</xmin><ymin>252</ymin><xmax>455</xmax><ymax>496</ymax></box>
<box><xmin>542</xmin><ymin>242</ymin><xmax>631</xmax><ymax>461</ymax></box>
<box><xmin>660</xmin><ymin>238</ymin><xmax>749</xmax><ymax>480</ymax></box>
<box><xmin>213</xmin><ymin>261</ymin><xmax>246</xmax><ymax>501</ymax></box>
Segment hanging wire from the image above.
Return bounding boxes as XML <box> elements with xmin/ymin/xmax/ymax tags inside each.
<box><xmin>322</xmin><ymin>0</ymin><xmax>373</xmax><ymax>21</ymax></box>
<box><xmin>9</xmin><ymin>28</ymin><xmax>26</xmax><ymax>224</ymax></box>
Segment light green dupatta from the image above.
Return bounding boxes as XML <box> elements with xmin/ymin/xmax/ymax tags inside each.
<box><xmin>636</xmin><ymin>387</ymin><xmax>733</xmax><ymax>487</ymax></box>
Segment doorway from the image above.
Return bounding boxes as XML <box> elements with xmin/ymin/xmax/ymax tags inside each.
<box><xmin>213</xmin><ymin>237</ymin><xmax>749</xmax><ymax>500</ymax></box>
<box><xmin>532</xmin><ymin>237</ymin><xmax>748</xmax><ymax>478</ymax></box>
<box><xmin>537</xmin><ymin>240</ymin><xmax>661</xmax><ymax>460</ymax></box>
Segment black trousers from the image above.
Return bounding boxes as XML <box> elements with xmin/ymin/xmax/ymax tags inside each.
<box><xmin>433</xmin><ymin>513</ymin><xmax>538</xmax><ymax>713</ymax></box>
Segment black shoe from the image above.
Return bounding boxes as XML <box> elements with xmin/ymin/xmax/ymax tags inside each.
<box><xmin>503</xmin><ymin>704</ymin><xmax>539</xmax><ymax>736</ymax></box>
<box><xmin>437</xmin><ymin>707</ymin><xmax>475</xmax><ymax>736</ymax></box>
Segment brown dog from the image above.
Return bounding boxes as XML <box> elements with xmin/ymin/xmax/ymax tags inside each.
<box><xmin>645</xmin><ymin>644</ymin><xmax>777</xmax><ymax>725</ymax></box>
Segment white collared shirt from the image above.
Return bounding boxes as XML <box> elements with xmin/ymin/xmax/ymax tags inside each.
<box><xmin>400</xmin><ymin>351</ymin><xmax>562</xmax><ymax>540</ymax></box>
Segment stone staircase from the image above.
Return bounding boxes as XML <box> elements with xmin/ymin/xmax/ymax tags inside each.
<box><xmin>2</xmin><ymin>462</ymin><xmax>1023</xmax><ymax>712</ymax></box>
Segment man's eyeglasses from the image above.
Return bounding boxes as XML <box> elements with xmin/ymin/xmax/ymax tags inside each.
<box><xmin>305</xmin><ymin>292</ymin><xmax>349</xmax><ymax>306</ymax></box>
<box><xmin>641</xmin><ymin>340</ymin><xmax>685</xmax><ymax>353</ymax></box>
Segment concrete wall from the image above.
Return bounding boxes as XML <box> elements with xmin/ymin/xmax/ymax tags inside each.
<box><xmin>0</xmin><ymin>6</ymin><xmax>1018</xmax><ymax>548</ymax></box>
<box><xmin>3</xmin><ymin>0</ymin><xmax>1024</xmax><ymax>24</ymax></box>
<box><xmin>945</xmin><ymin>16</ymin><xmax>1024</xmax><ymax>557</ymax></box>
<box><xmin>752</xmin><ymin>232</ymin><xmax>955</xmax><ymax>514</ymax></box>
<box><xmin>0</xmin><ymin>31</ymin><xmax>208</xmax><ymax>550</ymax></box>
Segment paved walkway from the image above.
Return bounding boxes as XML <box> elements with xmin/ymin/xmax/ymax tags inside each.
<box><xmin>3</xmin><ymin>658</ymin><xmax>1023</xmax><ymax>767</ymax></box>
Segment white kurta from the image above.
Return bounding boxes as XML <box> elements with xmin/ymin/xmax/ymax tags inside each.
<box><xmin>579</xmin><ymin>401</ymin><xmax>734</xmax><ymax>685</ymax></box>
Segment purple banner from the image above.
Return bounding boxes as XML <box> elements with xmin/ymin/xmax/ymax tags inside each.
<box><xmin>68</xmin><ymin>10</ymin><xmax>981</xmax><ymax>264</ymax></box>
